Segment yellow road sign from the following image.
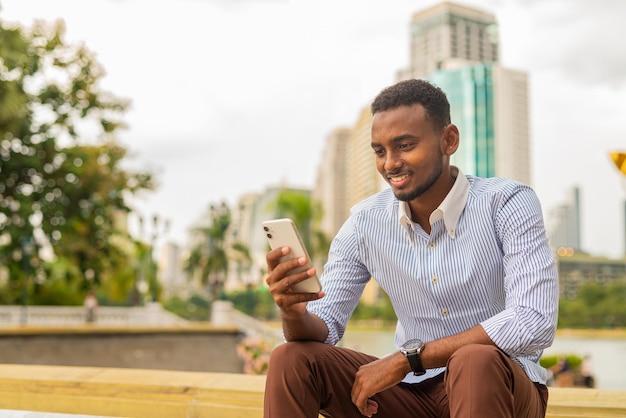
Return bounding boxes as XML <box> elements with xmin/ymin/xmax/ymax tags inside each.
<box><xmin>609</xmin><ymin>152</ymin><xmax>626</xmax><ymax>176</ymax></box>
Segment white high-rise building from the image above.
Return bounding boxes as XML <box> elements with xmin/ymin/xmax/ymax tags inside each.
<box><xmin>157</xmin><ymin>241</ymin><xmax>189</xmax><ymax>298</ymax></box>
<box><xmin>548</xmin><ymin>186</ymin><xmax>582</xmax><ymax>253</ymax></box>
<box><xmin>398</xmin><ymin>2</ymin><xmax>499</xmax><ymax>81</ymax></box>
<box><xmin>313</xmin><ymin>128</ymin><xmax>351</xmax><ymax>238</ymax></box>
<box><xmin>399</xmin><ymin>2</ymin><xmax>531</xmax><ymax>185</ymax></box>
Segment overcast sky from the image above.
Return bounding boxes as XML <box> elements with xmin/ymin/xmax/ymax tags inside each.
<box><xmin>2</xmin><ymin>0</ymin><xmax>625</xmax><ymax>257</ymax></box>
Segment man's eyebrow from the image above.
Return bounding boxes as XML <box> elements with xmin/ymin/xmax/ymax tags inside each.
<box><xmin>371</xmin><ymin>134</ymin><xmax>417</xmax><ymax>148</ymax></box>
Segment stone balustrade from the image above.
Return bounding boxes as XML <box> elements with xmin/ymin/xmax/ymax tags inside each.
<box><xmin>0</xmin><ymin>304</ymin><xmax>188</xmax><ymax>326</ymax></box>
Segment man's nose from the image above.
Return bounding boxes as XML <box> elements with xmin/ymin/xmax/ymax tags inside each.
<box><xmin>384</xmin><ymin>152</ymin><xmax>401</xmax><ymax>172</ymax></box>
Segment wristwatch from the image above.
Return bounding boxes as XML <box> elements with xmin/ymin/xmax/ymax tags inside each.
<box><xmin>400</xmin><ymin>339</ymin><xmax>426</xmax><ymax>376</ymax></box>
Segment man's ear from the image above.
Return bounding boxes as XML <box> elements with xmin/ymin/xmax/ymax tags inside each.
<box><xmin>442</xmin><ymin>124</ymin><xmax>460</xmax><ymax>156</ymax></box>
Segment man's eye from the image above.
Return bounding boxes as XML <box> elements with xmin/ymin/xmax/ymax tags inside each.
<box><xmin>373</xmin><ymin>149</ymin><xmax>384</xmax><ymax>156</ymax></box>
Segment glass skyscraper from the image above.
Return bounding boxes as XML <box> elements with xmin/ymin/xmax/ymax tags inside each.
<box><xmin>428</xmin><ymin>63</ymin><xmax>495</xmax><ymax>178</ymax></box>
<box><xmin>398</xmin><ymin>2</ymin><xmax>530</xmax><ymax>185</ymax></box>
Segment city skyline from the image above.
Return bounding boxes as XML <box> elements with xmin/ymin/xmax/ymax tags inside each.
<box><xmin>2</xmin><ymin>0</ymin><xmax>625</xmax><ymax>258</ymax></box>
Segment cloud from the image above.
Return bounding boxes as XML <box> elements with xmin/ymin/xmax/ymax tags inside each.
<box><xmin>4</xmin><ymin>0</ymin><xmax>625</xmax><ymax>256</ymax></box>
<box><xmin>505</xmin><ymin>0</ymin><xmax>626</xmax><ymax>87</ymax></box>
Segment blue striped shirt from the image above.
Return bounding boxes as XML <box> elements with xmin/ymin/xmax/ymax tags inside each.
<box><xmin>308</xmin><ymin>169</ymin><xmax>559</xmax><ymax>384</ymax></box>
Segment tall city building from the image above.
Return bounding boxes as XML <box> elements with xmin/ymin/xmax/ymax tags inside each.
<box><xmin>313</xmin><ymin>108</ymin><xmax>383</xmax><ymax>304</ymax></box>
<box><xmin>311</xmin><ymin>2</ymin><xmax>531</xmax><ymax>304</ymax></box>
<box><xmin>547</xmin><ymin>186</ymin><xmax>582</xmax><ymax>253</ymax></box>
<box><xmin>313</xmin><ymin>106</ymin><xmax>385</xmax><ymax>241</ymax></box>
<box><xmin>157</xmin><ymin>241</ymin><xmax>188</xmax><ymax>298</ymax></box>
<box><xmin>344</xmin><ymin>107</ymin><xmax>385</xmax><ymax>213</ymax></box>
<box><xmin>398</xmin><ymin>1</ymin><xmax>531</xmax><ymax>185</ymax></box>
<box><xmin>224</xmin><ymin>192</ymin><xmax>259</xmax><ymax>290</ymax></box>
<box><xmin>398</xmin><ymin>2</ymin><xmax>499</xmax><ymax>80</ymax></box>
<box><xmin>313</xmin><ymin>128</ymin><xmax>351</xmax><ymax>238</ymax></box>
<box><xmin>426</xmin><ymin>63</ymin><xmax>530</xmax><ymax>183</ymax></box>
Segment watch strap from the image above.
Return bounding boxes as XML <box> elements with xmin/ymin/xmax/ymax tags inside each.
<box><xmin>406</xmin><ymin>350</ymin><xmax>425</xmax><ymax>376</ymax></box>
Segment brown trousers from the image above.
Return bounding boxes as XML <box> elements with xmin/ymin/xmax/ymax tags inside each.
<box><xmin>264</xmin><ymin>342</ymin><xmax>548</xmax><ymax>418</ymax></box>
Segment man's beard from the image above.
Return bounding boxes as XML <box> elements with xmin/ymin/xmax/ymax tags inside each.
<box><xmin>393</xmin><ymin>161</ymin><xmax>443</xmax><ymax>202</ymax></box>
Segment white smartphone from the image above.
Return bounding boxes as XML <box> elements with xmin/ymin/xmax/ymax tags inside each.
<box><xmin>262</xmin><ymin>218</ymin><xmax>322</xmax><ymax>293</ymax></box>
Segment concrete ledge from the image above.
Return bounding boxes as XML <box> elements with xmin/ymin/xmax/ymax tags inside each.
<box><xmin>547</xmin><ymin>387</ymin><xmax>626</xmax><ymax>417</ymax></box>
<box><xmin>0</xmin><ymin>364</ymin><xmax>265</xmax><ymax>418</ymax></box>
<box><xmin>0</xmin><ymin>364</ymin><xmax>624</xmax><ymax>418</ymax></box>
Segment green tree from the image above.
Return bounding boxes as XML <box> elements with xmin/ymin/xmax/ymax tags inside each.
<box><xmin>272</xmin><ymin>190</ymin><xmax>315</xmax><ymax>248</ymax></box>
<box><xmin>185</xmin><ymin>203</ymin><xmax>231</xmax><ymax>302</ymax></box>
<box><xmin>0</xmin><ymin>14</ymin><xmax>154</xmax><ymax>304</ymax></box>
<box><xmin>226</xmin><ymin>286</ymin><xmax>278</xmax><ymax>320</ymax></box>
<box><xmin>229</xmin><ymin>240</ymin><xmax>252</xmax><ymax>286</ymax></box>
<box><xmin>268</xmin><ymin>189</ymin><xmax>330</xmax><ymax>268</ymax></box>
<box><xmin>558</xmin><ymin>281</ymin><xmax>626</xmax><ymax>328</ymax></box>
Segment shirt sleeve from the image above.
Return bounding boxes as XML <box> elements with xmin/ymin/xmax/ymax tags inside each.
<box><xmin>307</xmin><ymin>215</ymin><xmax>372</xmax><ymax>345</ymax></box>
<box><xmin>480</xmin><ymin>185</ymin><xmax>559</xmax><ymax>356</ymax></box>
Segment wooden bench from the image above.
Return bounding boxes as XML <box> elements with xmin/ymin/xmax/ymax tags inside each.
<box><xmin>0</xmin><ymin>364</ymin><xmax>624</xmax><ymax>417</ymax></box>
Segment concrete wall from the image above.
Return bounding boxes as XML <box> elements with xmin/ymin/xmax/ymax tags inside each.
<box><xmin>0</xmin><ymin>325</ymin><xmax>244</xmax><ymax>373</ymax></box>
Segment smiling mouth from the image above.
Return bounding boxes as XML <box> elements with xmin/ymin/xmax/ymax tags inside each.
<box><xmin>388</xmin><ymin>173</ymin><xmax>409</xmax><ymax>183</ymax></box>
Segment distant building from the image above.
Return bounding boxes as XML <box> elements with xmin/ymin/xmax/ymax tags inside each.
<box><xmin>313</xmin><ymin>107</ymin><xmax>386</xmax><ymax>240</ymax></box>
<box><xmin>622</xmin><ymin>200</ymin><xmax>626</xmax><ymax>257</ymax></box>
<box><xmin>548</xmin><ymin>186</ymin><xmax>582</xmax><ymax>253</ymax></box>
<box><xmin>398</xmin><ymin>1</ymin><xmax>499</xmax><ymax>80</ymax></box>
<box><xmin>226</xmin><ymin>186</ymin><xmax>314</xmax><ymax>289</ymax></box>
<box><xmin>224</xmin><ymin>193</ymin><xmax>259</xmax><ymax>291</ymax></box>
<box><xmin>313</xmin><ymin>128</ymin><xmax>351</xmax><ymax>238</ymax></box>
<box><xmin>310</xmin><ymin>2</ymin><xmax>531</xmax><ymax>305</ymax></box>
<box><xmin>557</xmin><ymin>253</ymin><xmax>626</xmax><ymax>299</ymax></box>
<box><xmin>398</xmin><ymin>2</ymin><xmax>531</xmax><ymax>185</ymax></box>
<box><xmin>344</xmin><ymin>107</ymin><xmax>386</xmax><ymax>215</ymax></box>
<box><xmin>157</xmin><ymin>241</ymin><xmax>188</xmax><ymax>298</ymax></box>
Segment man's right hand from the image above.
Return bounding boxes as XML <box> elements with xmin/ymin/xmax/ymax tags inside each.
<box><xmin>265</xmin><ymin>246</ymin><xmax>327</xmax><ymax>341</ymax></box>
<box><xmin>266</xmin><ymin>246</ymin><xmax>324</xmax><ymax>317</ymax></box>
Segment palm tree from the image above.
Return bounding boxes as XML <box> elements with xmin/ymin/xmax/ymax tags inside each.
<box><xmin>185</xmin><ymin>203</ymin><xmax>231</xmax><ymax>301</ymax></box>
<box><xmin>268</xmin><ymin>189</ymin><xmax>331</xmax><ymax>271</ymax></box>
<box><xmin>229</xmin><ymin>241</ymin><xmax>253</xmax><ymax>287</ymax></box>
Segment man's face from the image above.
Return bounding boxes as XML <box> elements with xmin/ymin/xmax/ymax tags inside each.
<box><xmin>371</xmin><ymin>104</ymin><xmax>449</xmax><ymax>202</ymax></box>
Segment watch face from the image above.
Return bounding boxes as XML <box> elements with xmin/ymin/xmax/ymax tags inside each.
<box><xmin>402</xmin><ymin>339</ymin><xmax>424</xmax><ymax>351</ymax></box>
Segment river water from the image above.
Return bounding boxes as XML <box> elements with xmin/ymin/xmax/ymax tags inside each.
<box><xmin>341</xmin><ymin>328</ymin><xmax>626</xmax><ymax>390</ymax></box>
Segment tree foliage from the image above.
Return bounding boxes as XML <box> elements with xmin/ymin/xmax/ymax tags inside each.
<box><xmin>0</xmin><ymin>14</ymin><xmax>154</xmax><ymax>304</ymax></box>
<box><xmin>268</xmin><ymin>189</ymin><xmax>330</xmax><ymax>268</ymax></box>
<box><xmin>558</xmin><ymin>281</ymin><xmax>626</xmax><ymax>328</ymax></box>
<box><xmin>185</xmin><ymin>203</ymin><xmax>232</xmax><ymax>301</ymax></box>
<box><xmin>226</xmin><ymin>286</ymin><xmax>277</xmax><ymax>320</ymax></box>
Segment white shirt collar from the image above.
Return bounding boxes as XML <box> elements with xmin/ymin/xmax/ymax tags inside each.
<box><xmin>398</xmin><ymin>166</ymin><xmax>470</xmax><ymax>239</ymax></box>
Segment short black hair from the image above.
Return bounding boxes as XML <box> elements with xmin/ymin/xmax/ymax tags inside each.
<box><xmin>371</xmin><ymin>79</ymin><xmax>451</xmax><ymax>132</ymax></box>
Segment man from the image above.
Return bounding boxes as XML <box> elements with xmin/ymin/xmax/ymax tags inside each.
<box><xmin>264</xmin><ymin>79</ymin><xmax>558</xmax><ymax>418</ymax></box>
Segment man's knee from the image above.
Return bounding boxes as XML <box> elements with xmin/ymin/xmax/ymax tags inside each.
<box><xmin>449</xmin><ymin>344</ymin><xmax>502</xmax><ymax>366</ymax></box>
<box><xmin>268</xmin><ymin>341</ymin><xmax>329</xmax><ymax>374</ymax></box>
<box><xmin>447</xmin><ymin>344</ymin><xmax>506</xmax><ymax>378</ymax></box>
<box><xmin>447</xmin><ymin>345</ymin><xmax>505</xmax><ymax>391</ymax></box>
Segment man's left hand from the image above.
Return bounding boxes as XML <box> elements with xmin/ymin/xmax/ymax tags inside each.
<box><xmin>351</xmin><ymin>351</ymin><xmax>410</xmax><ymax>416</ymax></box>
